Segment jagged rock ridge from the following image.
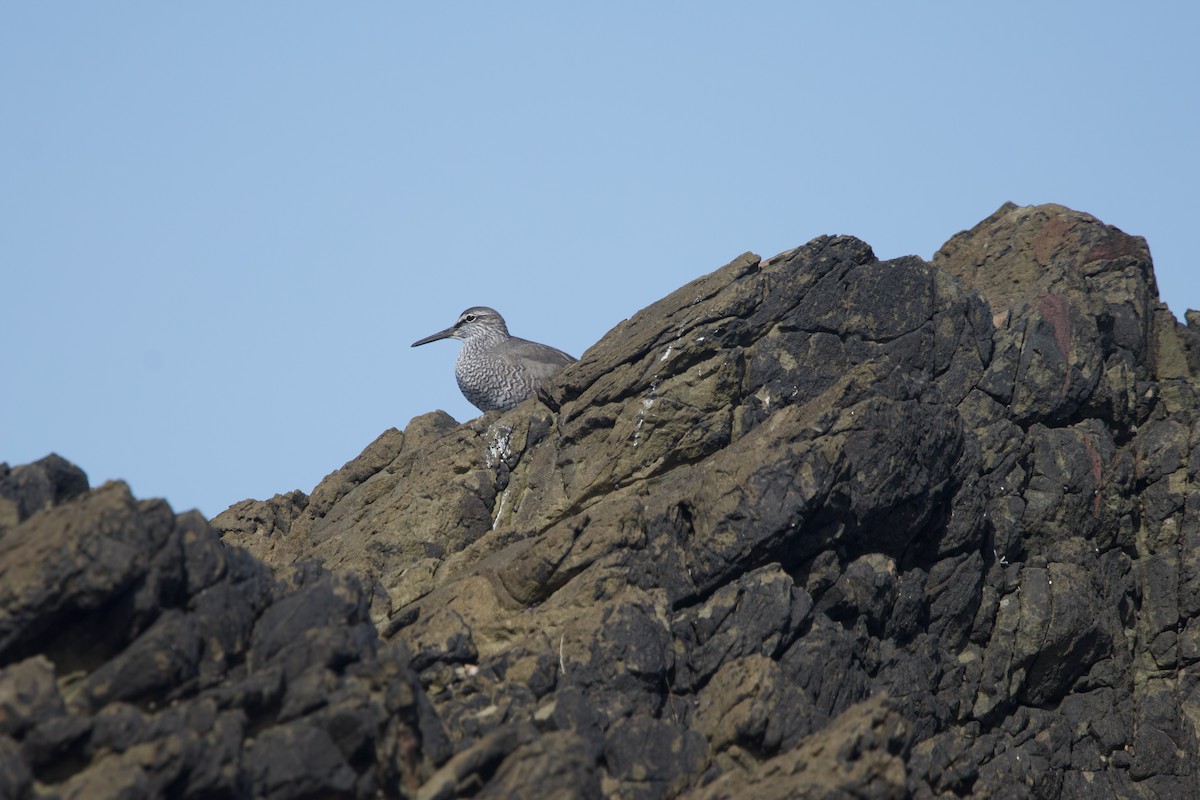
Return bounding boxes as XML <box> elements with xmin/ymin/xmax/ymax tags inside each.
<box><xmin>3</xmin><ymin>203</ymin><xmax>1200</xmax><ymax>798</ymax></box>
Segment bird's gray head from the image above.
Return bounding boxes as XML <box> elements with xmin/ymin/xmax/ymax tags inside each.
<box><xmin>411</xmin><ymin>306</ymin><xmax>510</xmax><ymax>348</ymax></box>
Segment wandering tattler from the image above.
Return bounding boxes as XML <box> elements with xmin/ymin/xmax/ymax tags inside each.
<box><xmin>411</xmin><ymin>306</ymin><xmax>576</xmax><ymax>412</ymax></box>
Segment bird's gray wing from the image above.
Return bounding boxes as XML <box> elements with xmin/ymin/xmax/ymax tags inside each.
<box><xmin>507</xmin><ymin>337</ymin><xmax>577</xmax><ymax>382</ymax></box>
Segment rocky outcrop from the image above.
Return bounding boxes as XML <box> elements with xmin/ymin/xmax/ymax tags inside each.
<box><xmin>0</xmin><ymin>457</ymin><xmax>448</xmax><ymax>799</ymax></box>
<box><xmin>4</xmin><ymin>203</ymin><xmax>1199</xmax><ymax>798</ymax></box>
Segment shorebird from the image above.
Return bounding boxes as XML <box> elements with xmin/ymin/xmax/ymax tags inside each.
<box><xmin>411</xmin><ymin>307</ymin><xmax>576</xmax><ymax>412</ymax></box>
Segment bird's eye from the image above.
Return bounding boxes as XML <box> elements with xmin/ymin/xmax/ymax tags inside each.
<box><xmin>464</xmin><ymin>314</ymin><xmax>476</xmax><ymax>322</ymax></box>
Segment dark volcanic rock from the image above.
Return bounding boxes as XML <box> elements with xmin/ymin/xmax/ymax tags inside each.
<box><xmin>7</xmin><ymin>203</ymin><xmax>1200</xmax><ymax>798</ymax></box>
<box><xmin>0</xmin><ymin>467</ymin><xmax>447</xmax><ymax>797</ymax></box>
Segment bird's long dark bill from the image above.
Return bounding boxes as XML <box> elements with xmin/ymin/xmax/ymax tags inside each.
<box><xmin>411</xmin><ymin>327</ymin><xmax>456</xmax><ymax>347</ymax></box>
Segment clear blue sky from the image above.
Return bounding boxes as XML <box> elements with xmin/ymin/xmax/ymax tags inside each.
<box><xmin>4</xmin><ymin>4</ymin><xmax>1197</xmax><ymax>518</ymax></box>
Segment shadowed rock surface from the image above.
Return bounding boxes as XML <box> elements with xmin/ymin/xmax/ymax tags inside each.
<box><xmin>5</xmin><ymin>203</ymin><xmax>1200</xmax><ymax>798</ymax></box>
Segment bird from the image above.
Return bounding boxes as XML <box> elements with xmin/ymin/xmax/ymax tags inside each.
<box><xmin>411</xmin><ymin>306</ymin><xmax>577</xmax><ymax>413</ymax></box>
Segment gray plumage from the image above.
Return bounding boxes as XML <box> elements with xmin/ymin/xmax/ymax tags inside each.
<box><xmin>411</xmin><ymin>306</ymin><xmax>577</xmax><ymax>412</ymax></box>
